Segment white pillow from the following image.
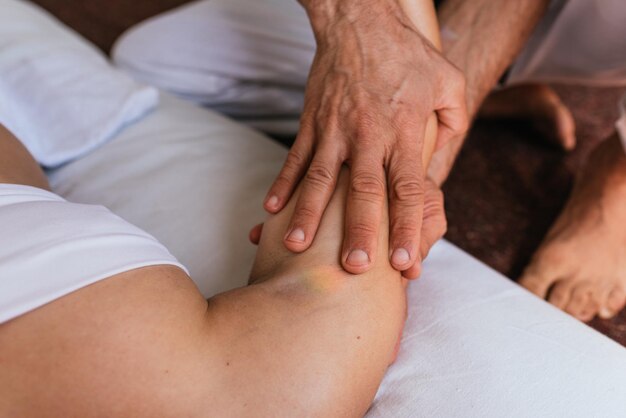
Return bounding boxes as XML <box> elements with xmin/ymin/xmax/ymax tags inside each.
<box><xmin>0</xmin><ymin>0</ymin><xmax>158</xmax><ymax>167</ymax></box>
<box><xmin>507</xmin><ymin>0</ymin><xmax>626</xmax><ymax>87</ymax></box>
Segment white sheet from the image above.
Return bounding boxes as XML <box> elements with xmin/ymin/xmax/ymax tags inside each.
<box><xmin>47</xmin><ymin>93</ymin><xmax>626</xmax><ymax>417</ymax></box>
<box><xmin>370</xmin><ymin>242</ymin><xmax>626</xmax><ymax>417</ymax></box>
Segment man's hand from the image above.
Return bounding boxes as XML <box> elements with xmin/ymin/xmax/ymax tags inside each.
<box><xmin>252</xmin><ymin>177</ymin><xmax>447</xmax><ymax>279</ymax></box>
<box><xmin>264</xmin><ymin>0</ymin><xmax>467</xmax><ymax>276</ymax></box>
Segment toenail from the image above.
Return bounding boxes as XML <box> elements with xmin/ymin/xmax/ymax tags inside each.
<box><xmin>598</xmin><ymin>307</ymin><xmax>614</xmax><ymax>319</ymax></box>
<box><xmin>347</xmin><ymin>249</ymin><xmax>370</xmax><ymax>267</ymax></box>
<box><xmin>286</xmin><ymin>228</ymin><xmax>305</xmax><ymax>243</ymax></box>
<box><xmin>391</xmin><ymin>248</ymin><xmax>410</xmax><ymax>266</ymax></box>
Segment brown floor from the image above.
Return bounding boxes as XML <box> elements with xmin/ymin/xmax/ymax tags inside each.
<box><xmin>30</xmin><ymin>0</ymin><xmax>626</xmax><ymax>346</ymax></box>
<box><xmin>443</xmin><ymin>85</ymin><xmax>626</xmax><ymax>345</ymax></box>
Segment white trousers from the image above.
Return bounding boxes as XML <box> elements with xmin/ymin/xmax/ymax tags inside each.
<box><xmin>113</xmin><ymin>0</ymin><xmax>626</xmax><ymax>149</ymax></box>
<box><xmin>508</xmin><ymin>0</ymin><xmax>626</xmax><ymax>87</ymax></box>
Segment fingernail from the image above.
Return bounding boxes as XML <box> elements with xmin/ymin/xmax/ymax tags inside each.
<box><xmin>391</xmin><ymin>248</ymin><xmax>411</xmax><ymax>267</ymax></box>
<box><xmin>266</xmin><ymin>195</ymin><xmax>279</xmax><ymax>210</ymax></box>
<box><xmin>286</xmin><ymin>227</ymin><xmax>305</xmax><ymax>243</ymax></box>
<box><xmin>346</xmin><ymin>249</ymin><xmax>370</xmax><ymax>267</ymax></box>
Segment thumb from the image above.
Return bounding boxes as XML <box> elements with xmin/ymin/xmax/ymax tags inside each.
<box><xmin>248</xmin><ymin>223</ymin><xmax>264</xmax><ymax>245</ymax></box>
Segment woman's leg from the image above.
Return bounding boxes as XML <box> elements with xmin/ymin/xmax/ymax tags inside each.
<box><xmin>0</xmin><ymin>125</ymin><xmax>49</xmax><ymax>189</ymax></box>
<box><xmin>0</xmin><ymin>122</ymin><xmax>406</xmax><ymax>416</ymax></box>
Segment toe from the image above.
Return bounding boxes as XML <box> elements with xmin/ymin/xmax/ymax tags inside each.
<box><xmin>564</xmin><ymin>284</ymin><xmax>592</xmax><ymax>319</ymax></box>
<box><xmin>607</xmin><ymin>287</ymin><xmax>626</xmax><ymax>311</ymax></box>
<box><xmin>578</xmin><ymin>297</ymin><xmax>600</xmax><ymax>322</ymax></box>
<box><xmin>547</xmin><ymin>279</ymin><xmax>575</xmax><ymax>310</ymax></box>
<box><xmin>519</xmin><ymin>270</ymin><xmax>554</xmax><ymax>299</ymax></box>
<box><xmin>554</xmin><ymin>102</ymin><xmax>576</xmax><ymax>151</ymax></box>
<box><xmin>599</xmin><ymin>287</ymin><xmax>626</xmax><ymax>318</ymax></box>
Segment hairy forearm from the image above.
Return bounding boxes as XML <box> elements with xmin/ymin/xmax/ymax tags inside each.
<box><xmin>428</xmin><ymin>0</ymin><xmax>550</xmax><ymax>185</ymax></box>
<box><xmin>440</xmin><ymin>0</ymin><xmax>549</xmax><ymax>117</ymax></box>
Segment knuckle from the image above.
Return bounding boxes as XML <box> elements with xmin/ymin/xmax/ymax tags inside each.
<box><xmin>299</xmin><ymin>112</ymin><xmax>315</xmax><ymax>130</ymax></box>
<box><xmin>348</xmin><ymin>222</ymin><xmax>378</xmax><ymax>238</ymax></box>
<box><xmin>273</xmin><ymin>169</ymin><xmax>298</xmax><ymax>190</ymax></box>
<box><xmin>284</xmin><ymin>148</ymin><xmax>309</xmax><ymax>172</ymax></box>
<box><xmin>354</xmin><ymin>114</ymin><xmax>379</xmax><ymax>139</ymax></box>
<box><xmin>391</xmin><ymin>176</ymin><xmax>424</xmax><ymax>203</ymax></box>
<box><xmin>392</xmin><ymin>223</ymin><xmax>419</xmax><ymax>240</ymax></box>
<box><xmin>356</xmin><ymin>113</ymin><xmax>376</xmax><ymax>130</ymax></box>
<box><xmin>274</xmin><ymin>149</ymin><xmax>310</xmax><ymax>190</ymax></box>
<box><xmin>424</xmin><ymin>194</ymin><xmax>444</xmax><ymax>214</ymax></box>
<box><xmin>351</xmin><ymin>172</ymin><xmax>386</xmax><ymax>201</ymax></box>
<box><xmin>423</xmin><ymin>200</ymin><xmax>447</xmax><ymax>237</ymax></box>
<box><xmin>272</xmin><ymin>173</ymin><xmax>292</xmax><ymax>191</ymax></box>
<box><xmin>293</xmin><ymin>205</ymin><xmax>318</xmax><ymax>222</ymax></box>
<box><xmin>425</xmin><ymin>180</ymin><xmax>445</xmax><ymax>204</ymax></box>
<box><xmin>434</xmin><ymin>187</ymin><xmax>445</xmax><ymax>204</ymax></box>
<box><xmin>314</xmin><ymin>110</ymin><xmax>330</xmax><ymax>128</ymax></box>
<box><xmin>305</xmin><ymin>162</ymin><xmax>335</xmax><ymax>190</ymax></box>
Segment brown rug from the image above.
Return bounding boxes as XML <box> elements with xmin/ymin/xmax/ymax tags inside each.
<box><xmin>30</xmin><ymin>0</ymin><xmax>626</xmax><ymax>346</ymax></box>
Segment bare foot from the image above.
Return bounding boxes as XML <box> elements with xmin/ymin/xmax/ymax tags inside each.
<box><xmin>480</xmin><ymin>84</ymin><xmax>576</xmax><ymax>151</ymax></box>
<box><xmin>519</xmin><ymin>133</ymin><xmax>626</xmax><ymax>321</ymax></box>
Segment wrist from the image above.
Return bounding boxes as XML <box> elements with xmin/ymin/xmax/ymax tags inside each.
<box><xmin>298</xmin><ymin>0</ymin><xmax>339</xmax><ymax>35</ymax></box>
<box><xmin>300</xmin><ymin>0</ymin><xmax>406</xmax><ymax>38</ymax></box>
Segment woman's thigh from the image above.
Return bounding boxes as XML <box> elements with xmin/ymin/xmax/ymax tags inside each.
<box><xmin>0</xmin><ymin>265</ymin><xmax>212</xmax><ymax>417</ymax></box>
